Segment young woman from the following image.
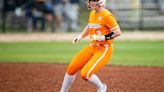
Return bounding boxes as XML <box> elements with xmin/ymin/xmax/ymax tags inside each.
<box><xmin>60</xmin><ymin>0</ymin><xmax>121</xmax><ymax>92</ymax></box>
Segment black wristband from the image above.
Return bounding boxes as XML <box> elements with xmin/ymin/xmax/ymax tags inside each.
<box><xmin>105</xmin><ymin>32</ymin><xmax>115</xmax><ymax>40</ymax></box>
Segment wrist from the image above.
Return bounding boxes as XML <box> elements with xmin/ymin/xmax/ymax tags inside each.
<box><xmin>105</xmin><ymin>32</ymin><xmax>115</xmax><ymax>40</ymax></box>
<box><xmin>101</xmin><ymin>35</ymin><xmax>106</xmax><ymax>41</ymax></box>
<box><xmin>78</xmin><ymin>35</ymin><xmax>83</xmax><ymax>40</ymax></box>
<box><xmin>92</xmin><ymin>35</ymin><xmax>106</xmax><ymax>41</ymax></box>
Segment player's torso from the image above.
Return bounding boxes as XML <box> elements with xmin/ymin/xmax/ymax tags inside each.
<box><xmin>88</xmin><ymin>9</ymin><xmax>113</xmax><ymax>45</ymax></box>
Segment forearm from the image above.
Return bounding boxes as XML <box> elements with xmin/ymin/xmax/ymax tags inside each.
<box><xmin>79</xmin><ymin>25</ymin><xmax>89</xmax><ymax>39</ymax></box>
<box><xmin>72</xmin><ymin>25</ymin><xmax>89</xmax><ymax>44</ymax></box>
<box><xmin>105</xmin><ymin>26</ymin><xmax>121</xmax><ymax>40</ymax></box>
<box><xmin>112</xmin><ymin>27</ymin><xmax>121</xmax><ymax>37</ymax></box>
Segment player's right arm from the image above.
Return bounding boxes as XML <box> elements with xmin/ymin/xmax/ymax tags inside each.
<box><xmin>72</xmin><ymin>25</ymin><xmax>89</xmax><ymax>44</ymax></box>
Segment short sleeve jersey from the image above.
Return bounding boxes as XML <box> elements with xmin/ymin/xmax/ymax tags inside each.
<box><xmin>88</xmin><ymin>9</ymin><xmax>119</xmax><ymax>45</ymax></box>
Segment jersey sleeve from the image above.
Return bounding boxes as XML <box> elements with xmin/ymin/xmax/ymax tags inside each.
<box><xmin>88</xmin><ymin>10</ymin><xmax>95</xmax><ymax>23</ymax></box>
<box><xmin>105</xmin><ymin>15</ymin><xmax>119</xmax><ymax>31</ymax></box>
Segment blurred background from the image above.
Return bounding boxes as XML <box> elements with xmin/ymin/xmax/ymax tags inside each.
<box><xmin>0</xmin><ymin>0</ymin><xmax>85</xmax><ymax>32</ymax></box>
<box><xmin>0</xmin><ymin>0</ymin><xmax>164</xmax><ymax>67</ymax></box>
<box><xmin>1</xmin><ymin>0</ymin><xmax>164</xmax><ymax>32</ymax></box>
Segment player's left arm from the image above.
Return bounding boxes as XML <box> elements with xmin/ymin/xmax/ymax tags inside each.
<box><xmin>104</xmin><ymin>14</ymin><xmax>121</xmax><ymax>40</ymax></box>
<box><xmin>92</xmin><ymin>26</ymin><xmax>121</xmax><ymax>41</ymax></box>
<box><xmin>92</xmin><ymin>15</ymin><xmax>121</xmax><ymax>41</ymax></box>
<box><xmin>105</xmin><ymin>26</ymin><xmax>121</xmax><ymax>40</ymax></box>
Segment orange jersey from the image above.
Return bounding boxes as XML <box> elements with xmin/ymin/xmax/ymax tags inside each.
<box><xmin>66</xmin><ymin>9</ymin><xmax>116</xmax><ymax>80</ymax></box>
<box><xmin>88</xmin><ymin>9</ymin><xmax>119</xmax><ymax>45</ymax></box>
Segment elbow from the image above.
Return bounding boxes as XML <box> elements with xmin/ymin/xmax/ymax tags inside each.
<box><xmin>116</xmin><ymin>28</ymin><xmax>121</xmax><ymax>37</ymax></box>
<box><xmin>111</xmin><ymin>27</ymin><xmax>122</xmax><ymax>38</ymax></box>
<box><xmin>118</xmin><ymin>30</ymin><xmax>122</xmax><ymax>36</ymax></box>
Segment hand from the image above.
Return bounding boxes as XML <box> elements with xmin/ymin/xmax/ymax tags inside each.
<box><xmin>91</xmin><ymin>34</ymin><xmax>105</xmax><ymax>41</ymax></box>
<box><xmin>72</xmin><ymin>35</ymin><xmax>82</xmax><ymax>45</ymax></box>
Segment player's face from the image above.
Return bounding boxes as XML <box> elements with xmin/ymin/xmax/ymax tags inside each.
<box><xmin>89</xmin><ymin>1</ymin><xmax>99</xmax><ymax>10</ymax></box>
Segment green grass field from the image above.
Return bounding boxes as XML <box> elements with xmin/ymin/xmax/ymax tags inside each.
<box><xmin>0</xmin><ymin>40</ymin><xmax>164</xmax><ymax>67</ymax></box>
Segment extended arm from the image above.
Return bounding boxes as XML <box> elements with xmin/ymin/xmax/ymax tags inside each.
<box><xmin>72</xmin><ymin>25</ymin><xmax>89</xmax><ymax>44</ymax></box>
<box><xmin>92</xmin><ymin>14</ymin><xmax>121</xmax><ymax>41</ymax></box>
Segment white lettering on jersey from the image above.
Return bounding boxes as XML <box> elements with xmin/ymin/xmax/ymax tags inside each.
<box><xmin>88</xmin><ymin>24</ymin><xmax>101</xmax><ymax>28</ymax></box>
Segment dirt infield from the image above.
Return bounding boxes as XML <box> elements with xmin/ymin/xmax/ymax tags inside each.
<box><xmin>0</xmin><ymin>64</ymin><xmax>164</xmax><ymax>92</ymax></box>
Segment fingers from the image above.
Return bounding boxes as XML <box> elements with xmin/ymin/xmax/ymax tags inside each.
<box><xmin>91</xmin><ymin>34</ymin><xmax>105</xmax><ymax>41</ymax></box>
<box><xmin>92</xmin><ymin>34</ymin><xmax>98</xmax><ymax>40</ymax></box>
<box><xmin>72</xmin><ymin>35</ymin><xmax>82</xmax><ymax>45</ymax></box>
<box><xmin>72</xmin><ymin>38</ymin><xmax>77</xmax><ymax>44</ymax></box>
<box><xmin>74</xmin><ymin>38</ymin><xmax>78</xmax><ymax>43</ymax></box>
<box><xmin>72</xmin><ymin>38</ymin><xmax>80</xmax><ymax>45</ymax></box>
<box><xmin>98</xmin><ymin>35</ymin><xmax>105</xmax><ymax>41</ymax></box>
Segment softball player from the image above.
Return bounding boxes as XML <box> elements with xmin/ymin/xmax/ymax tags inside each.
<box><xmin>60</xmin><ymin>0</ymin><xmax>121</xmax><ymax>92</ymax></box>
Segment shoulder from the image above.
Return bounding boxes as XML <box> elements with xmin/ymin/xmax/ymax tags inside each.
<box><xmin>102</xmin><ymin>9</ymin><xmax>117</xmax><ymax>21</ymax></box>
<box><xmin>89</xmin><ymin>10</ymin><xmax>95</xmax><ymax>15</ymax></box>
<box><xmin>103</xmin><ymin>9</ymin><xmax>113</xmax><ymax>17</ymax></box>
